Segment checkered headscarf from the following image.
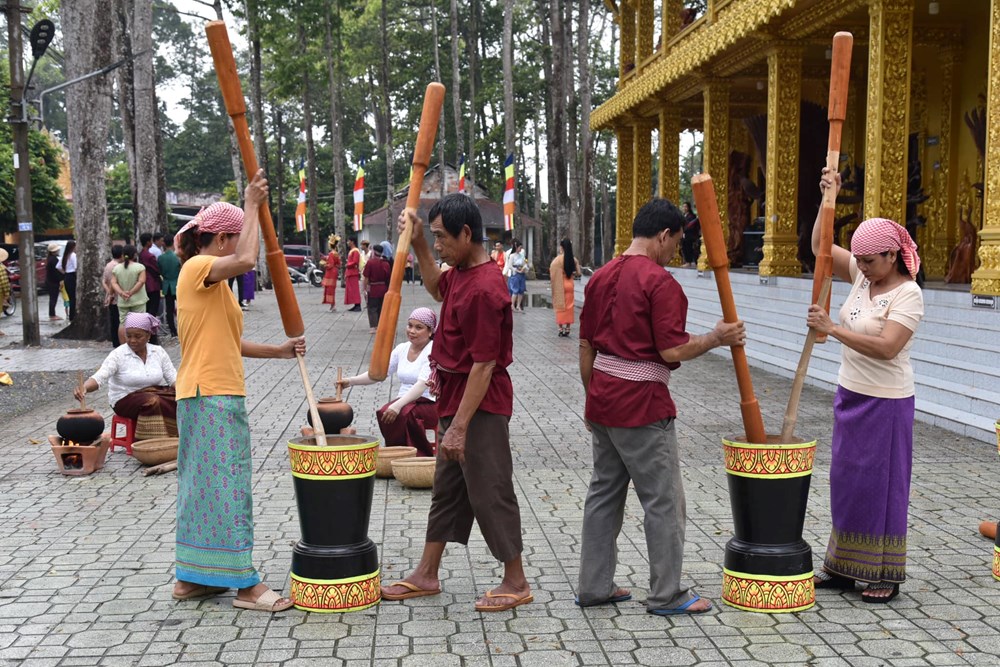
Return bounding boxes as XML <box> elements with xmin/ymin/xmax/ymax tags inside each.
<box><xmin>176</xmin><ymin>202</ymin><xmax>245</xmax><ymax>242</ymax></box>
<box><xmin>850</xmin><ymin>218</ymin><xmax>920</xmax><ymax>279</ymax></box>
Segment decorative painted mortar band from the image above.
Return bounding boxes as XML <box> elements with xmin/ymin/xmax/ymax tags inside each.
<box><xmin>722</xmin><ymin>569</ymin><xmax>815</xmax><ymax>614</ymax></box>
<box><xmin>290</xmin><ymin>570</ymin><xmax>381</xmax><ymax>613</ymax></box>
<box><xmin>722</xmin><ymin>435</ymin><xmax>818</xmax><ymax>613</ymax></box>
<box><xmin>288</xmin><ymin>439</ymin><xmax>378</xmax><ymax>480</ymax></box>
<box><xmin>722</xmin><ymin>438</ymin><xmax>817</xmax><ymax>478</ymax></box>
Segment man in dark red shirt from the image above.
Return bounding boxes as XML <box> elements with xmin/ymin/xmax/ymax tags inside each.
<box><xmin>139</xmin><ymin>232</ymin><xmax>162</xmax><ymax>317</ymax></box>
<box><xmin>577</xmin><ymin>198</ymin><xmax>745</xmax><ymax>616</ymax></box>
<box><xmin>362</xmin><ymin>244</ymin><xmax>391</xmax><ymax>333</ymax></box>
<box><xmin>380</xmin><ymin>193</ymin><xmax>531</xmax><ymax>613</ymax></box>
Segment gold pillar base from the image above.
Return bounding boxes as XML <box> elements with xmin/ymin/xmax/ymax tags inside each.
<box><xmin>971</xmin><ymin>229</ymin><xmax>1000</xmax><ymax>295</ymax></box>
<box><xmin>759</xmin><ymin>237</ymin><xmax>801</xmax><ymax>277</ymax></box>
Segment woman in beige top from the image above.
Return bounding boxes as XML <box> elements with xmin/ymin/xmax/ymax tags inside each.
<box><xmin>806</xmin><ymin>169</ymin><xmax>924</xmax><ymax>604</ymax></box>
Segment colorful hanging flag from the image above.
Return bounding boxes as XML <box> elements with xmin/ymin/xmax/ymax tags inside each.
<box><xmin>503</xmin><ymin>153</ymin><xmax>515</xmax><ymax>232</ymax></box>
<box><xmin>353</xmin><ymin>159</ymin><xmax>365</xmax><ymax>232</ymax></box>
<box><xmin>295</xmin><ymin>160</ymin><xmax>307</xmax><ymax>233</ymax></box>
<box><xmin>458</xmin><ymin>154</ymin><xmax>466</xmax><ymax>194</ymax></box>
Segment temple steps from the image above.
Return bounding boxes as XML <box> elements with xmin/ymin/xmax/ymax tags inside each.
<box><xmin>572</xmin><ymin>268</ymin><xmax>1000</xmax><ymax>444</ymax></box>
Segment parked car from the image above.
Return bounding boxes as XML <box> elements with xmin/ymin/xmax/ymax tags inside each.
<box><xmin>283</xmin><ymin>244</ymin><xmax>314</xmax><ymax>269</ymax></box>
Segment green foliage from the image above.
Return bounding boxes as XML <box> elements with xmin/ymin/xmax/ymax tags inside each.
<box><xmin>105</xmin><ymin>161</ymin><xmax>134</xmax><ymax>239</ymax></box>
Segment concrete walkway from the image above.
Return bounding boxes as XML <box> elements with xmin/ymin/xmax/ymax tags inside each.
<box><xmin>1</xmin><ymin>281</ymin><xmax>998</xmax><ymax>666</ymax></box>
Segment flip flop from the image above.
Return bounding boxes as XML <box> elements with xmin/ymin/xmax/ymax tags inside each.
<box><xmin>380</xmin><ymin>580</ymin><xmax>442</xmax><ymax>601</ymax></box>
<box><xmin>172</xmin><ymin>585</ymin><xmax>228</xmax><ymax>601</ymax></box>
<box><xmin>574</xmin><ymin>592</ymin><xmax>633</xmax><ymax>607</ymax></box>
<box><xmin>647</xmin><ymin>595</ymin><xmax>713</xmax><ymax>616</ymax></box>
<box><xmin>232</xmin><ymin>589</ymin><xmax>294</xmax><ymax>612</ymax></box>
<box><xmin>861</xmin><ymin>582</ymin><xmax>899</xmax><ymax>604</ymax></box>
<box><xmin>474</xmin><ymin>590</ymin><xmax>534</xmax><ymax>612</ymax></box>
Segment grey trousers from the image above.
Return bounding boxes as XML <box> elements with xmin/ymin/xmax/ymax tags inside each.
<box><xmin>578</xmin><ymin>418</ymin><xmax>694</xmax><ymax>610</ymax></box>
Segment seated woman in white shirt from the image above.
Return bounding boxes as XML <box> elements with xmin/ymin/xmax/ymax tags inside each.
<box><xmin>339</xmin><ymin>307</ymin><xmax>438</xmax><ymax>456</ymax></box>
<box><xmin>74</xmin><ymin>312</ymin><xmax>178</xmax><ymax>437</ymax></box>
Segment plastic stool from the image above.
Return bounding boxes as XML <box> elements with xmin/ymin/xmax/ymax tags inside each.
<box><xmin>110</xmin><ymin>414</ymin><xmax>135</xmax><ymax>455</ymax></box>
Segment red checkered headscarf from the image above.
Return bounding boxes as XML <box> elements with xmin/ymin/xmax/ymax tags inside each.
<box><xmin>176</xmin><ymin>202</ymin><xmax>244</xmax><ymax>242</ymax></box>
<box><xmin>850</xmin><ymin>218</ymin><xmax>920</xmax><ymax>279</ymax></box>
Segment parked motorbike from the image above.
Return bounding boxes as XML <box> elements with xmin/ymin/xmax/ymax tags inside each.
<box><xmin>289</xmin><ymin>258</ymin><xmax>324</xmax><ymax>287</ymax></box>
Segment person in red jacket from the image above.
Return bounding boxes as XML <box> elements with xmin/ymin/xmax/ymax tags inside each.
<box><xmin>361</xmin><ymin>243</ymin><xmax>390</xmax><ymax>333</ymax></box>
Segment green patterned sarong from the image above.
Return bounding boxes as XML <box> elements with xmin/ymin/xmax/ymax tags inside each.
<box><xmin>175</xmin><ymin>394</ymin><xmax>260</xmax><ymax>589</ymax></box>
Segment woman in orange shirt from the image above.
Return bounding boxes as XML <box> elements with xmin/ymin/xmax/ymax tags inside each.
<box><xmin>172</xmin><ymin>171</ymin><xmax>305</xmax><ymax>613</ymax></box>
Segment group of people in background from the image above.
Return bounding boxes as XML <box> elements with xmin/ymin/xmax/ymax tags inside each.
<box><xmin>321</xmin><ymin>235</ymin><xmax>411</xmax><ymax>334</ymax></box>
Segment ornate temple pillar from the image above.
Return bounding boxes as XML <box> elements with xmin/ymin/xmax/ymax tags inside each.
<box><xmin>615</xmin><ymin>125</ymin><xmax>635</xmax><ymax>256</ymax></box>
<box><xmin>700</xmin><ymin>79</ymin><xmax>730</xmax><ymax>269</ymax></box>
<box><xmin>924</xmin><ymin>47</ymin><xmax>960</xmax><ymax>279</ymax></box>
<box><xmin>637</xmin><ymin>0</ymin><xmax>654</xmax><ymax>63</ymax></box>
<box><xmin>863</xmin><ymin>0</ymin><xmax>914</xmax><ymax>225</ymax></box>
<box><xmin>620</xmin><ymin>2</ymin><xmax>636</xmax><ymax>78</ymax></box>
<box><xmin>760</xmin><ymin>46</ymin><xmax>803</xmax><ymax>277</ymax></box>
<box><xmin>662</xmin><ymin>0</ymin><xmax>682</xmax><ymax>49</ymax></box>
<box><xmin>633</xmin><ymin>118</ymin><xmax>655</xmax><ymax>220</ymax></box>
<box><xmin>972</xmin><ymin>0</ymin><xmax>1000</xmax><ymax>295</ymax></box>
<box><xmin>659</xmin><ymin>107</ymin><xmax>681</xmax><ymax>202</ymax></box>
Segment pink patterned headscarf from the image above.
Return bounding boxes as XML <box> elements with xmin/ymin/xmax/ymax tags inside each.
<box><xmin>850</xmin><ymin>217</ymin><xmax>921</xmax><ymax>279</ymax></box>
<box><xmin>123</xmin><ymin>311</ymin><xmax>160</xmax><ymax>335</ymax></box>
<box><xmin>408</xmin><ymin>307</ymin><xmax>437</xmax><ymax>332</ymax></box>
<box><xmin>176</xmin><ymin>202</ymin><xmax>245</xmax><ymax>241</ymax></box>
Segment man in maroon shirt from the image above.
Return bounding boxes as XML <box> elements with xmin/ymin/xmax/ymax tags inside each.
<box><xmin>139</xmin><ymin>232</ymin><xmax>162</xmax><ymax>317</ymax></box>
<box><xmin>380</xmin><ymin>193</ymin><xmax>531</xmax><ymax>612</ymax></box>
<box><xmin>577</xmin><ymin>198</ymin><xmax>745</xmax><ymax>616</ymax></box>
<box><xmin>362</xmin><ymin>244</ymin><xmax>391</xmax><ymax>333</ymax></box>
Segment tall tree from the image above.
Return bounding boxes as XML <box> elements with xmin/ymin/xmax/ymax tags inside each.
<box><xmin>378</xmin><ymin>0</ymin><xmax>394</xmax><ymax>236</ymax></box>
<box><xmin>60</xmin><ymin>0</ymin><xmax>115</xmax><ymax>339</ymax></box>
<box><xmin>324</xmin><ymin>2</ymin><xmax>346</xmax><ymax>240</ymax></box>
<box><xmin>548</xmin><ymin>0</ymin><xmax>570</xmax><ymax>244</ymax></box>
<box><xmin>577</xmin><ymin>0</ymin><xmax>594</xmax><ymax>265</ymax></box>
<box><xmin>466</xmin><ymin>0</ymin><xmax>478</xmax><ymax>197</ymax></box>
<box><xmin>299</xmin><ymin>22</ymin><xmax>321</xmax><ymax>260</ymax></box>
<box><xmin>245</xmin><ymin>0</ymin><xmax>271</xmax><ymax>287</ymax></box>
<box><xmin>449</xmin><ymin>0</ymin><xmax>464</xmax><ymax>175</ymax></box>
<box><xmin>502</xmin><ymin>0</ymin><xmax>515</xmax><ymax>229</ymax></box>
<box><xmin>272</xmin><ymin>106</ymin><xmax>286</xmax><ymax>247</ymax></box>
<box><xmin>429</xmin><ymin>2</ymin><xmax>446</xmax><ymax>198</ymax></box>
<box><xmin>211</xmin><ymin>0</ymin><xmax>246</xmax><ymax>203</ymax></box>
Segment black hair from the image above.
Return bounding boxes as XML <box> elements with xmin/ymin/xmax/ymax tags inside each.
<box><xmin>111</xmin><ymin>245</ymin><xmax>124</xmax><ymax>260</ymax></box>
<box><xmin>122</xmin><ymin>244</ymin><xmax>137</xmax><ymax>268</ymax></box>
<box><xmin>560</xmin><ymin>238</ymin><xmax>576</xmax><ymax>278</ymax></box>
<box><xmin>153</xmin><ymin>233</ymin><xmax>164</xmax><ymax>243</ymax></box>
<box><xmin>60</xmin><ymin>240</ymin><xmax>76</xmax><ymax>271</ymax></box>
<box><xmin>177</xmin><ymin>231</ymin><xmax>219</xmax><ymax>263</ymax></box>
<box><xmin>140</xmin><ymin>232</ymin><xmax>153</xmax><ymax>247</ymax></box>
<box><xmin>632</xmin><ymin>198</ymin><xmax>685</xmax><ymax>239</ymax></box>
<box><xmin>512</xmin><ymin>239</ymin><xmax>522</xmax><ymax>251</ymax></box>
<box><xmin>163</xmin><ymin>235</ymin><xmax>174</xmax><ymax>247</ymax></box>
<box><xmin>683</xmin><ymin>201</ymin><xmax>693</xmax><ymax>214</ymax></box>
<box><xmin>427</xmin><ymin>193</ymin><xmax>484</xmax><ymax>242</ymax></box>
<box><xmin>881</xmin><ymin>251</ymin><xmax>913</xmax><ymax>280</ymax></box>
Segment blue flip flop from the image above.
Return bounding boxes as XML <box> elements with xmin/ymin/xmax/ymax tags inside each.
<box><xmin>574</xmin><ymin>592</ymin><xmax>633</xmax><ymax>607</ymax></box>
<box><xmin>647</xmin><ymin>595</ymin><xmax>713</xmax><ymax>616</ymax></box>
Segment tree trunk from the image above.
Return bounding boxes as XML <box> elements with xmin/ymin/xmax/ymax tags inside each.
<box><xmin>502</xmin><ymin>0</ymin><xmax>515</xmax><ymax>231</ymax></box>
<box><xmin>549</xmin><ymin>0</ymin><xmax>570</xmax><ymax>244</ymax></box>
<box><xmin>59</xmin><ymin>0</ymin><xmax>114</xmax><ymax>340</ymax></box>
<box><xmin>113</xmin><ymin>0</ymin><xmax>137</xmax><ymax>242</ymax></box>
<box><xmin>466</xmin><ymin>0</ymin><xmax>478</xmax><ymax>197</ymax></box>
<box><xmin>325</xmin><ymin>4</ymin><xmax>346</xmax><ymax>242</ymax></box>
<box><xmin>578</xmin><ymin>0</ymin><xmax>594</xmax><ymax>266</ymax></box>
<box><xmin>533</xmin><ymin>119</ymin><xmax>542</xmax><ymax>223</ymax></box>
<box><xmin>131</xmin><ymin>0</ymin><xmax>164</xmax><ymax>238</ymax></box>
<box><xmin>379</xmin><ymin>0</ymin><xmax>394</xmax><ymax>237</ymax></box>
<box><xmin>246</xmin><ymin>0</ymin><xmax>271</xmax><ymax>288</ymax></box>
<box><xmin>449</xmin><ymin>0</ymin><xmax>464</xmax><ymax>174</ymax></box>
<box><xmin>273</xmin><ymin>107</ymin><xmax>285</xmax><ymax>247</ymax></box>
<box><xmin>602</xmin><ymin>133</ymin><xmax>613</xmax><ymax>263</ymax></box>
<box><xmin>566</xmin><ymin>1</ymin><xmax>580</xmax><ymax>253</ymax></box>
<box><xmin>431</xmin><ymin>4</ymin><xmax>446</xmax><ymax>199</ymax></box>
<box><xmin>300</xmin><ymin>24</ymin><xmax>321</xmax><ymax>261</ymax></box>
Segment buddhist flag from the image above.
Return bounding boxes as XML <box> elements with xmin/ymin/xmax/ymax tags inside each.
<box><xmin>353</xmin><ymin>159</ymin><xmax>365</xmax><ymax>232</ymax></box>
<box><xmin>295</xmin><ymin>160</ymin><xmax>307</xmax><ymax>232</ymax></box>
<box><xmin>503</xmin><ymin>152</ymin><xmax>515</xmax><ymax>232</ymax></box>
<box><xmin>458</xmin><ymin>154</ymin><xmax>466</xmax><ymax>194</ymax></box>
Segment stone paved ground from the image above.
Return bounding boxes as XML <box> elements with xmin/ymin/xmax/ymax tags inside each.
<box><xmin>1</xmin><ymin>280</ymin><xmax>999</xmax><ymax>666</ymax></box>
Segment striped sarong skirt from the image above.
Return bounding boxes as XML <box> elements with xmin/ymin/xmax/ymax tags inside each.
<box><xmin>175</xmin><ymin>394</ymin><xmax>261</xmax><ymax>589</ymax></box>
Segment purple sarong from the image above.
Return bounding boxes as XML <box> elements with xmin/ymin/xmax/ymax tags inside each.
<box><xmin>242</xmin><ymin>271</ymin><xmax>255</xmax><ymax>303</ymax></box>
<box><xmin>823</xmin><ymin>385</ymin><xmax>914</xmax><ymax>583</ymax></box>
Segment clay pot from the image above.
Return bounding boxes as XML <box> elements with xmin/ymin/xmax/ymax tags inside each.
<box><xmin>56</xmin><ymin>408</ymin><xmax>105</xmax><ymax>445</ymax></box>
<box><xmin>306</xmin><ymin>398</ymin><xmax>354</xmax><ymax>434</ymax></box>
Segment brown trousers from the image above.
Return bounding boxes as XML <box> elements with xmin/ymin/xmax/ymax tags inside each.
<box><xmin>426</xmin><ymin>412</ymin><xmax>523</xmax><ymax>563</ymax></box>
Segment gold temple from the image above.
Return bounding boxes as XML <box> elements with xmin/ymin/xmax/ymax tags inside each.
<box><xmin>593</xmin><ymin>0</ymin><xmax>1000</xmax><ymax>295</ymax></box>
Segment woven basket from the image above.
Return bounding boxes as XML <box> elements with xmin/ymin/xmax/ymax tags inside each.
<box><xmin>132</xmin><ymin>437</ymin><xmax>179</xmax><ymax>466</ymax></box>
<box><xmin>391</xmin><ymin>458</ymin><xmax>436</xmax><ymax>489</ymax></box>
<box><xmin>376</xmin><ymin>446</ymin><xmax>417</xmax><ymax>478</ymax></box>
